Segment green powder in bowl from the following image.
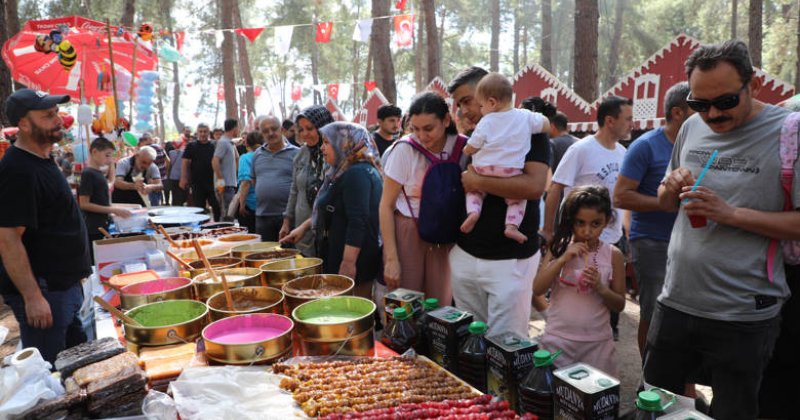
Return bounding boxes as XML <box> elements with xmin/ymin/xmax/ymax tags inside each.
<box><xmin>128</xmin><ymin>300</ymin><xmax>207</xmax><ymax>327</ymax></box>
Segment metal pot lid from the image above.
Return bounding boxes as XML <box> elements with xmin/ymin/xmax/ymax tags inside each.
<box><xmin>150</xmin><ymin>214</ymin><xmax>210</xmax><ymax>226</ymax></box>
<box><xmin>148</xmin><ymin>206</ymin><xmax>205</xmax><ymax>217</ymax></box>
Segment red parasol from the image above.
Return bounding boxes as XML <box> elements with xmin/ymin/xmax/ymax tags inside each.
<box><xmin>1</xmin><ymin>16</ymin><xmax>157</xmax><ymax>103</ymax></box>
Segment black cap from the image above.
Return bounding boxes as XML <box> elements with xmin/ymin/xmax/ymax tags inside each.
<box><xmin>4</xmin><ymin>89</ymin><xmax>71</xmax><ymax>126</ymax></box>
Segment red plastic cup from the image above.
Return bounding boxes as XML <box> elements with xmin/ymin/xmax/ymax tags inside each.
<box><xmin>688</xmin><ymin>214</ymin><xmax>707</xmax><ymax>228</ymax></box>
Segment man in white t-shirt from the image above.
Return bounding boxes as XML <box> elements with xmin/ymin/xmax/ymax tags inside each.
<box><xmin>541</xmin><ymin>96</ymin><xmax>632</xmax><ymax>340</ymax></box>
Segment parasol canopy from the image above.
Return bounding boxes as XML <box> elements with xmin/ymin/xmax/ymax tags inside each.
<box><xmin>1</xmin><ymin>16</ymin><xmax>157</xmax><ymax>103</ymax></box>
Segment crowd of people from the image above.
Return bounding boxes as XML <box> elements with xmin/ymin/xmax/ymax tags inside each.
<box><xmin>0</xmin><ymin>39</ymin><xmax>798</xmax><ymax>419</ymax></box>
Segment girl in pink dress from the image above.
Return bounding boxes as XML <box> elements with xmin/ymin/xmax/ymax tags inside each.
<box><xmin>533</xmin><ymin>185</ymin><xmax>626</xmax><ymax>376</ymax></box>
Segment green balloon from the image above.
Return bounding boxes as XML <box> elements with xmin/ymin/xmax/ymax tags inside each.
<box><xmin>122</xmin><ymin>132</ymin><xmax>138</xmax><ymax>147</ymax></box>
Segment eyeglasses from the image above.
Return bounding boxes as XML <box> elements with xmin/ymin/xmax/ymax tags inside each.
<box><xmin>686</xmin><ymin>83</ymin><xmax>748</xmax><ymax>112</ymax></box>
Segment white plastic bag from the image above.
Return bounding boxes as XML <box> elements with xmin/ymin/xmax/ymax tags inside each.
<box><xmin>141</xmin><ymin>390</ymin><xmax>178</xmax><ymax>420</ymax></box>
<box><xmin>0</xmin><ymin>348</ymin><xmax>65</xmax><ymax>418</ymax></box>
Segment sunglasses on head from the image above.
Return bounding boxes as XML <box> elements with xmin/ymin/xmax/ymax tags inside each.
<box><xmin>686</xmin><ymin>83</ymin><xmax>748</xmax><ymax>112</ymax></box>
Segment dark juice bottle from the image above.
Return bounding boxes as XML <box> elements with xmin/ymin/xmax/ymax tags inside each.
<box><xmin>381</xmin><ymin>307</ymin><xmax>418</xmax><ymax>354</ymax></box>
<box><xmin>414</xmin><ymin>298</ymin><xmax>439</xmax><ymax>357</ymax></box>
<box><xmin>457</xmin><ymin>321</ymin><xmax>489</xmax><ymax>393</ymax></box>
<box><xmin>635</xmin><ymin>390</ymin><xmax>666</xmax><ymax>419</ymax></box>
<box><xmin>518</xmin><ymin>349</ymin><xmax>560</xmax><ymax>420</ymax></box>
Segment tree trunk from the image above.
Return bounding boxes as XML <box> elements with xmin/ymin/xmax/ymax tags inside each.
<box><xmin>0</xmin><ymin>0</ymin><xmax>12</xmax><ymax>127</ymax></box>
<box><xmin>5</xmin><ymin>0</ymin><xmax>23</xmax><ymax>90</ymax></box>
<box><xmin>748</xmin><ymin>0</ymin><xmax>763</xmax><ymax>67</ymax></box>
<box><xmin>159</xmin><ymin>0</ymin><xmax>184</xmax><ymax>132</ymax></box>
<box><xmin>311</xmin><ymin>5</ymin><xmax>322</xmax><ymax>105</ymax></box>
<box><xmin>414</xmin><ymin>0</ymin><xmax>424</xmax><ymax>92</ymax></box>
<box><xmin>489</xmin><ymin>0</ymin><xmax>500</xmax><ymax>71</ymax></box>
<box><xmin>371</xmin><ymin>0</ymin><xmax>397</xmax><ymax>103</ymax></box>
<box><xmin>351</xmin><ymin>1</ymin><xmax>362</xmax><ymax>116</ymax></box>
<box><xmin>513</xmin><ymin>3</ymin><xmax>520</xmax><ymax>73</ymax></box>
<box><xmin>423</xmin><ymin>0</ymin><xmax>440</xmax><ymax>82</ymax></box>
<box><xmin>573</xmin><ymin>0</ymin><xmax>598</xmax><ymax>101</ymax></box>
<box><xmin>553</xmin><ymin>0</ymin><xmax>569</xmax><ymax>78</ymax></box>
<box><xmin>232</xmin><ymin>0</ymin><xmax>256</xmax><ymax>118</ymax></box>
<box><xmin>121</xmin><ymin>0</ymin><xmax>136</xmax><ymax>29</ymax></box>
<box><xmin>220</xmin><ymin>0</ymin><xmax>238</xmax><ymax>118</ymax></box>
<box><xmin>605</xmin><ymin>0</ymin><xmax>625</xmax><ymax>90</ymax></box>
<box><xmin>541</xmin><ymin>0</ymin><xmax>553</xmax><ymax>72</ymax></box>
<box><xmin>438</xmin><ymin>6</ymin><xmax>446</xmax><ymax>65</ymax></box>
<box><xmin>732</xmin><ymin>0</ymin><xmax>738</xmax><ymax>39</ymax></box>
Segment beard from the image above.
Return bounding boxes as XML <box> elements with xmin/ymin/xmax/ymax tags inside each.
<box><xmin>30</xmin><ymin>120</ymin><xmax>63</xmax><ymax>145</ymax></box>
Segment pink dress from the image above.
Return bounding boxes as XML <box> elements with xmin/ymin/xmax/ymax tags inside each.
<box><xmin>538</xmin><ymin>242</ymin><xmax>618</xmax><ymax>376</ymax></box>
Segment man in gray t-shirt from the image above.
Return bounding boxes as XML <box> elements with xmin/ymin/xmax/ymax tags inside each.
<box><xmin>243</xmin><ymin>116</ymin><xmax>299</xmax><ymax>241</ymax></box>
<box><xmin>213</xmin><ymin>119</ymin><xmax>240</xmax><ymax>220</ymax></box>
<box><xmin>650</xmin><ymin>40</ymin><xmax>800</xmax><ymax>419</ymax></box>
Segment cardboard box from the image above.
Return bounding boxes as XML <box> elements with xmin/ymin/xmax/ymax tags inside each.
<box><xmin>553</xmin><ymin>363</ymin><xmax>620</xmax><ymax>420</ymax></box>
<box><xmin>486</xmin><ymin>332</ymin><xmax>538</xmax><ymax>413</ymax></box>
<box><xmin>93</xmin><ymin>235</ymin><xmax>173</xmax><ymax>283</ymax></box>
<box><xmin>426</xmin><ymin>306</ymin><xmax>473</xmax><ymax>375</ymax></box>
<box><xmin>384</xmin><ymin>288</ymin><xmax>424</xmax><ymax>320</ymax></box>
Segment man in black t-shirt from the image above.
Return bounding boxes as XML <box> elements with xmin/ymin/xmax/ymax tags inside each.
<box><xmin>180</xmin><ymin>123</ymin><xmax>221</xmax><ymax>221</ymax></box>
<box><xmin>373</xmin><ymin>104</ymin><xmax>402</xmax><ymax>157</ymax></box>
<box><xmin>447</xmin><ymin>67</ymin><xmax>552</xmax><ymax>338</ymax></box>
<box><xmin>0</xmin><ymin>89</ymin><xmax>92</xmax><ymax>363</ymax></box>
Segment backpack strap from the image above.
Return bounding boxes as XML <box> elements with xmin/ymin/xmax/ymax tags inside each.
<box><xmin>767</xmin><ymin>112</ymin><xmax>800</xmax><ymax>282</ymax></box>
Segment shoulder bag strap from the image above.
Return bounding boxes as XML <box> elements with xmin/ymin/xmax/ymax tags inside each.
<box><xmin>767</xmin><ymin>112</ymin><xmax>800</xmax><ymax>282</ymax></box>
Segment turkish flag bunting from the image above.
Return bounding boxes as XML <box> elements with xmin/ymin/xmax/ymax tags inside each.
<box><xmin>364</xmin><ymin>81</ymin><xmax>377</xmax><ymax>91</ymax></box>
<box><xmin>254</xmin><ymin>86</ymin><xmax>262</xmax><ymax>97</ymax></box>
<box><xmin>327</xmin><ymin>83</ymin><xmax>339</xmax><ymax>101</ymax></box>
<box><xmin>291</xmin><ymin>85</ymin><xmax>302</xmax><ymax>102</ymax></box>
<box><xmin>234</xmin><ymin>28</ymin><xmax>265</xmax><ymax>43</ymax></box>
<box><xmin>396</xmin><ymin>0</ymin><xmax>408</xmax><ymax>10</ymax></box>
<box><xmin>394</xmin><ymin>15</ymin><xmax>414</xmax><ymax>47</ymax></box>
<box><xmin>316</xmin><ymin>22</ymin><xmax>334</xmax><ymax>43</ymax></box>
<box><xmin>217</xmin><ymin>85</ymin><xmax>224</xmax><ymax>101</ymax></box>
<box><xmin>174</xmin><ymin>32</ymin><xmax>185</xmax><ymax>51</ymax></box>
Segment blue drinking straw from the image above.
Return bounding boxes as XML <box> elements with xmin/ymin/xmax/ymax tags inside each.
<box><xmin>682</xmin><ymin>149</ymin><xmax>718</xmax><ymax>204</ymax></box>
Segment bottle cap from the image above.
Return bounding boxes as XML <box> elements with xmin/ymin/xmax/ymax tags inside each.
<box><xmin>468</xmin><ymin>321</ymin><xmax>487</xmax><ymax>335</ymax></box>
<box><xmin>636</xmin><ymin>391</ymin><xmax>663</xmax><ymax>412</ymax></box>
<box><xmin>393</xmin><ymin>307</ymin><xmax>409</xmax><ymax>320</ymax></box>
<box><xmin>533</xmin><ymin>349</ymin><xmax>561</xmax><ymax>367</ymax></box>
<box><xmin>423</xmin><ymin>298</ymin><xmax>439</xmax><ymax>310</ymax></box>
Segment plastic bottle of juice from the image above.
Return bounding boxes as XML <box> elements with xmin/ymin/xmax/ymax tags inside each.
<box><xmin>381</xmin><ymin>307</ymin><xmax>418</xmax><ymax>354</ymax></box>
<box><xmin>414</xmin><ymin>298</ymin><xmax>439</xmax><ymax>357</ymax></box>
<box><xmin>518</xmin><ymin>349</ymin><xmax>561</xmax><ymax>420</ymax></box>
<box><xmin>635</xmin><ymin>390</ymin><xmax>666</xmax><ymax>420</ymax></box>
<box><xmin>457</xmin><ymin>321</ymin><xmax>489</xmax><ymax>393</ymax></box>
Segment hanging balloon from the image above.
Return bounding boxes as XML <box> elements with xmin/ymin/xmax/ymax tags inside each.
<box><xmin>158</xmin><ymin>44</ymin><xmax>182</xmax><ymax>63</ymax></box>
<box><xmin>118</xmin><ymin>117</ymin><xmax>131</xmax><ymax>131</ymax></box>
<box><xmin>56</xmin><ymin>40</ymin><xmax>77</xmax><ymax>70</ymax></box>
<box><xmin>138</xmin><ymin>23</ymin><xmax>154</xmax><ymax>41</ymax></box>
<box><xmin>91</xmin><ymin>119</ymin><xmax>104</xmax><ymax>135</ymax></box>
<box><xmin>77</xmin><ymin>104</ymin><xmax>93</xmax><ymax>126</ymax></box>
<box><xmin>122</xmin><ymin>131</ymin><xmax>138</xmax><ymax>147</ymax></box>
<box><xmin>140</xmin><ymin>71</ymin><xmax>159</xmax><ymax>82</ymax></box>
<box><xmin>59</xmin><ymin>112</ymin><xmax>75</xmax><ymax>130</ymax></box>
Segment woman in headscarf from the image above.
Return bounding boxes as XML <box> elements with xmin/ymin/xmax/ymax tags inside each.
<box><xmin>279</xmin><ymin>105</ymin><xmax>335</xmax><ymax>255</ymax></box>
<box><xmin>314</xmin><ymin>122</ymin><xmax>383</xmax><ymax>299</ymax></box>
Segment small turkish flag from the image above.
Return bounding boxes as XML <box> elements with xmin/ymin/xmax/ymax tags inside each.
<box><xmin>395</xmin><ymin>0</ymin><xmax>407</xmax><ymax>10</ymax></box>
<box><xmin>174</xmin><ymin>31</ymin><xmax>185</xmax><ymax>51</ymax></box>
<box><xmin>316</xmin><ymin>22</ymin><xmax>334</xmax><ymax>43</ymax></box>
<box><xmin>254</xmin><ymin>86</ymin><xmax>262</xmax><ymax>97</ymax></box>
<box><xmin>364</xmin><ymin>81</ymin><xmax>377</xmax><ymax>92</ymax></box>
<box><xmin>394</xmin><ymin>15</ymin><xmax>414</xmax><ymax>48</ymax></box>
<box><xmin>234</xmin><ymin>28</ymin><xmax>265</xmax><ymax>43</ymax></box>
<box><xmin>217</xmin><ymin>85</ymin><xmax>225</xmax><ymax>101</ymax></box>
<box><xmin>327</xmin><ymin>84</ymin><xmax>339</xmax><ymax>101</ymax></box>
<box><xmin>291</xmin><ymin>85</ymin><xmax>302</xmax><ymax>102</ymax></box>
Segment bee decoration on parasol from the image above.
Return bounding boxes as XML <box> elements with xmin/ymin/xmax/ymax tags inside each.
<box><xmin>137</xmin><ymin>23</ymin><xmax>154</xmax><ymax>41</ymax></box>
<box><xmin>32</xmin><ymin>26</ymin><xmax>77</xmax><ymax>71</ymax></box>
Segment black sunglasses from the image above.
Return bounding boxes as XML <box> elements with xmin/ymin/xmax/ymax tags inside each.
<box><xmin>686</xmin><ymin>83</ymin><xmax>748</xmax><ymax>112</ymax></box>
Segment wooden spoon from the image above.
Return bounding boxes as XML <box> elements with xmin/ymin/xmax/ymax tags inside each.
<box><xmin>93</xmin><ymin>296</ymin><xmax>142</xmax><ymax>326</ymax></box>
<box><xmin>157</xmin><ymin>225</ymin><xmax>180</xmax><ymax>249</ymax></box>
<box><xmin>220</xmin><ymin>272</ymin><xmax>235</xmax><ymax>312</ymax></box>
<box><xmin>165</xmin><ymin>249</ymin><xmax>194</xmax><ymax>270</ymax></box>
<box><xmin>192</xmin><ymin>239</ymin><xmax>220</xmax><ymax>284</ymax></box>
<box><xmin>97</xmin><ymin>227</ymin><xmax>112</xmax><ymax>239</ymax></box>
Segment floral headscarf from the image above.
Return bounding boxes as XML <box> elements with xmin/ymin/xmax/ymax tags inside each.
<box><xmin>296</xmin><ymin>105</ymin><xmax>335</xmax><ymax>206</ymax></box>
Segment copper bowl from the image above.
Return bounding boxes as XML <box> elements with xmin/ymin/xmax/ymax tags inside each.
<box><xmin>206</xmin><ymin>286</ymin><xmax>285</xmax><ymax>321</ymax></box>
<box><xmin>291</xmin><ymin>296</ymin><xmax>375</xmax><ymax>356</ymax></box>
<box><xmin>282</xmin><ymin>274</ymin><xmax>354</xmax><ymax>315</ymax></box>
<box><xmin>260</xmin><ymin>257</ymin><xmax>323</xmax><ymax>288</ymax></box>
<box><xmin>187</xmin><ymin>257</ymin><xmax>243</xmax><ymax>278</ymax></box>
<box><xmin>202</xmin><ymin>313</ymin><xmax>294</xmax><ymax>365</ymax></box>
<box><xmin>119</xmin><ymin>277</ymin><xmax>195</xmax><ymax>310</ymax></box>
<box><xmin>192</xmin><ymin>267</ymin><xmax>262</xmax><ymax>301</ymax></box>
<box><xmin>243</xmin><ymin>249</ymin><xmax>301</xmax><ymax>268</ymax></box>
<box><xmin>230</xmin><ymin>242</ymin><xmax>282</xmax><ymax>259</ymax></box>
<box><xmin>124</xmin><ymin>300</ymin><xmax>209</xmax><ymax>346</ymax></box>
<box><xmin>179</xmin><ymin>247</ymin><xmax>230</xmax><ymax>262</ymax></box>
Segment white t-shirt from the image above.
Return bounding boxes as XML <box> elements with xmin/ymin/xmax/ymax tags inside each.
<box><xmin>552</xmin><ymin>135</ymin><xmax>627</xmax><ymax>244</ymax></box>
<box><xmin>383</xmin><ymin>134</ymin><xmax>463</xmax><ymax>218</ymax></box>
<box><xmin>468</xmin><ymin>108</ymin><xmax>546</xmax><ymax>168</ymax></box>
<box><xmin>115</xmin><ymin>155</ymin><xmax>160</xmax><ymax>181</ymax></box>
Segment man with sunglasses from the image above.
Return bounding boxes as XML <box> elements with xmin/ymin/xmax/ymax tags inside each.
<box><xmin>652</xmin><ymin>40</ymin><xmax>799</xmax><ymax>419</ymax></box>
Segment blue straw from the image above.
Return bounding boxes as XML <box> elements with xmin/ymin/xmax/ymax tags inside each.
<box><xmin>682</xmin><ymin>149</ymin><xmax>718</xmax><ymax>204</ymax></box>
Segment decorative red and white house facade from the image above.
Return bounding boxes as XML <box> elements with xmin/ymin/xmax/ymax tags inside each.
<box><xmin>325</xmin><ymin>98</ymin><xmax>349</xmax><ymax>122</ymax></box>
<box><xmin>426</xmin><ymin>77</ymin><xmax>451</xmax><ymax>99</ymax></box>
<box><xmin>353</xmin><ymin>88</ymin><xmax>390</xmax><ymax>127</ymax></box>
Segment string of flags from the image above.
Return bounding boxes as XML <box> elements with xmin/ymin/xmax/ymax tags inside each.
<box><xmin>213</xmin><ymin>80</ymin><xmax>380</xmax><ymax>103</ymax></box>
